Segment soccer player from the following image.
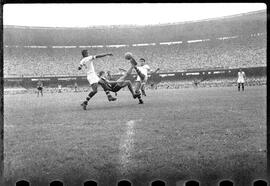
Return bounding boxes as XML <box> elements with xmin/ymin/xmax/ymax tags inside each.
<box><xmin>58</xmin><ymin>84</ymin><xmax>62</xmax><ymax>93</ymax></box>
<box><xmin>78</xmin><ymin>50</ymin><xmax>116</xmax><ymax>110</ymax></box>
<box><xmin>74</xmin><ymin>82</ymin><xmax>78</xmax><ymax>92</ymax></box>
<box><xmin>193</xmin><ymin>77</ymin><xmax>207</xmax><ymax>88</ymax></box>
<box><xmin>237</xmin><ymin>69</ymin><xmax>246</xmax><ymax>91</ymax></box>
<box><xmin>37</xmin><ymin>80</ymin><xmax>43</xmax><ymax>97</ymax></box>
<box><xmin>149</xmin><ymin>68</ymin><xmax>160</xmax><ymax>90</ymax></box>
<box><xmin>128</xmin><ymin>55</ymin><xmax>147</xmax><ymax>103</ymax></box>
<box><xmin>106</xmin><ymin>71</ymin><xmax>117</xmax><ymax>96</ymax></box>
<box><xmin>134</xmin><ymin>58</ymin><xmax>151</xmax><ymax>96</ymax></box>
<box><xmin>98</xmin><ymin>64</ymin><xmax>143</xmax><ymax>103</ymax></box>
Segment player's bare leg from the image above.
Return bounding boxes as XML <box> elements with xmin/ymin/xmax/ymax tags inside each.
<box><xmin>141</xmin><ymin>83</ymin><xmax>146</xmax><ymax>96</ymax></box>
<box><xmin>117</xmin><ymin>66</ymin><xmax>134</xmax><ymax>82</ymax></box>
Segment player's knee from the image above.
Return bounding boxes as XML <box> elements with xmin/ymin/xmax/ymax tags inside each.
<box><xmin>91</xmin><ymin>87</ymin><xmax>98</xmax><ymax>94</ymax></box>
<box><xmin>93</xmin><ymin>89</ymin><xmax>98</xmax><ymax>94</ymax></box>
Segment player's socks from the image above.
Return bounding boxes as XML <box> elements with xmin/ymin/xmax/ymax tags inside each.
<box><xmin>81</xmin><ymin>101</ymin><xmax>88</xmax><ymax>110</ymax></box>
<box><xmin>135</xmin><ymin>91</ymin><xmax>144</xmax><ymax>104</ymax></box>
<box><xmin>105</xmin><ymin>91</ymin><xmax>117</xmax><ymax>101</ymax></box>
<box><xmin>141</xmin><ymin>84</ymin><xmax>146</xmax><ymax>96</ymax></box>
<box><xmin>133</xmin><ymin>92</ymin><xmax>141</xmax><ymax>99</ymax></box>
<box><xmin>126</xmin><ymin>83</ymin><xmax>138</xmax><ymax>99</ymax></box>
<box><xmin>82</xmin><ymin>93</ymin><xmax>92</xmax><ymax>106</ymax></box>
<box><xmin>108</xmin><ymin>95</ymin><xmax>117</xmax><ymax>101</ymax></box>
<box><xmin>141</xmin><ymin>89</ymin><xmax>146</xmax><ymax>96</ymax></box>
<box><xmin>130</xmin><ymin>58</ymin><xmax>137</xmax><ymax>66</ymax></box>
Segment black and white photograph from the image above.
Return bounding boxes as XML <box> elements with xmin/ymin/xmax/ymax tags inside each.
<box><xmin>3</xmin><ymin>3</ymin><xmax>267</xmax><ymax>186</ymax></box>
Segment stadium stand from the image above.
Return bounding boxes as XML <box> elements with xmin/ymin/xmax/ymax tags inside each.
<box><xmin>4</xmin><ymin>34</ymin><xmax>266</xmax><ymax>76</ymax></box>
<box><xmin>3</xmin><ymin>10</ymin><xmax>266</xmax><ymax>77</ymax></box>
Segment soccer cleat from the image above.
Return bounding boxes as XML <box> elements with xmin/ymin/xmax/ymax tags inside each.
<box><xmin>108</xmin><ymin>96</ymin><xmax>117</xmax><ymax>102</ymax></box>
<box><xmin>81</xmin><ymin>101</ymin><xmax>87</xmax><ymax>110</ymax></box>
<box><xmin>133</xmin><ymin>92</ymin><xmax>141</xmax><ymax>99</ymax></box>
<box><xmin>138</xmin><ymin>99</ymin><xmax>144</xmax><ymax>104</ymax></box>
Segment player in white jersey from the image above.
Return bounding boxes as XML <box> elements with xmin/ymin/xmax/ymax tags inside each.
<box><xmin>237</xmin><ymin>69</ymin><xmax>246</xmax><ymax>91</ymax></box>
<box><xmin>78</xmin><ymin>50</ymin><xmax>116</xmax><ymax>110</ymax></box>
<box><xmin>135</xmin><ymin>58</ymin><xmax>151</xmax><ymax>96</ymax></box>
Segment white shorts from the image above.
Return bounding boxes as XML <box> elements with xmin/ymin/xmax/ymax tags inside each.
<box><xmin>237</xmin><ymin>78</ymin><xmax>245</xmax><ymax>83</ymax></box>
<box><xmin>87</xmin><ymin>73</ymin><xmax>100</xmax><ymax>85</ymax></box>
<box><xmin>136</xmin><ymin>74</ymin><xmax>148</xmax><ymax>83</ymax></box>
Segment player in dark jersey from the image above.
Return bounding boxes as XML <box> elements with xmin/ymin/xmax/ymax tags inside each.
<box><xmin>106</xmin><ymin>71</ymin><xmax>117</xmax><ymax>96</ymax></box>
<box><xmin>98</xmin><ymin>63</ymin><xmax>144</xmax><ymax>104</ymax></box>
<box><xmin>149</xmin><ymin>68</ymin><xmax>160</xmax><ymax>90</ymax></box>
<box><xmin>37</xmin><ymin>80</ymin><xmax>43</xmax><ymax>97</ymax></box>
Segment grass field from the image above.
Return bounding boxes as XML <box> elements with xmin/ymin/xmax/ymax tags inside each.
<box><xmin>4</xmin><ymin>86</ymin><xmax>267</xmax><ymax>186</ymax></box>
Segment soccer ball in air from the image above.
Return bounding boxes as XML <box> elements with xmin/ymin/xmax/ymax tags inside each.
<box><xmin>124</xmin><ymin>52</ymin><xmax>133</xmax><ymax>60</ymax></box>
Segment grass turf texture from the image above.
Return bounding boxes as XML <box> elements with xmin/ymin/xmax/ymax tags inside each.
<box><xmin>4</xmin><ymin>86</ymin><xmax>266</xmax><ymax>186</ymax></box>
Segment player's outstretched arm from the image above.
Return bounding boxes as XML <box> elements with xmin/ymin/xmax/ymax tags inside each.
<box><xmin>154</xmin><ymin>68</ymin><xmax>160</xmax><ymax>73</ymax></box>
<box><xmin>119</xmin><ymin>68</ymin><xmax>127</xmax><ymax>72</ymax></box>
<box><xmin>95</xmin><ymin>53</ymin><xmax>113</xmax><ymax>59</ymax></box>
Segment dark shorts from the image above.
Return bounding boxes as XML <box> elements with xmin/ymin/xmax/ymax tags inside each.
<box><xmin>110</xmin><ymin>83</ymin><xmax>122</xmax><ymax>92</ymax></box>
<box><xmin>37</xmin><ymin>87</ymin><xmax>43</xmax><ymax>91</ymax></box>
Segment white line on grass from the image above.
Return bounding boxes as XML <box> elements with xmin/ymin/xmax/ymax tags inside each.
<box><xmin>119</xmin><ymin>120</ymin><xmax>136</xmax><ymax>176</ymax></box>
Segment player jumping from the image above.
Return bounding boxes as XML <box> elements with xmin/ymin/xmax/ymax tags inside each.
<box><xmin>98</xmin><ymin>54</ymin><xmax>145</xmax><ymax>104</ymax></box>
<box><xmin>78</xmin><ymin>50</ymin><xmax>116</xmax><ymax>110</ymax></box>
<box><xmin>106</xmin><ymin>71</ymin><xmax>117</xmax><ymax>96</ymax></box>
<box><xmin>98</xmin><ymin>65</ymin><xmax>142</xmax><ymax>103</ymax></box>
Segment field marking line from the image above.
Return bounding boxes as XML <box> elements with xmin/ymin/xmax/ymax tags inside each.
<box><xmin>118</xmin><ymin>120</ymin><xmax>136</xmax><ymax>175</ymax></box>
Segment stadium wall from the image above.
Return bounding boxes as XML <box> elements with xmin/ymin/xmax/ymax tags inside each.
<box><xmin>4</xmin><ymin>66</ymin><xmax>266</xmax><ymax>89</ymax></box>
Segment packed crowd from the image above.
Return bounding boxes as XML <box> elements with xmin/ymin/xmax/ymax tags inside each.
<box><xmin>4</xmin><ymin>35</ymin><xmax>266</xmax><ymax>77</ymax></box>
<box><xmin>155</xmin><ymin>76</ymin><xmax>266</xmax><ymax>89</ymax></box>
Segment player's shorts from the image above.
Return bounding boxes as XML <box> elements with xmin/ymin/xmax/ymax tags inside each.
<box><xmin>87</xmin><ymin>73</ymin><xmax>100</xmax><ymax>85</ymax></box>
<box><xmin>136</xmin><ymin>74</ymin><xmax>148</xmax><ymax>83</ymax></box>
<box><xmin>110</xmin><ymin>83</ymin><xmax>122</xmax><ymax>92</ymax></box>
<box><xmin>237</xmin><ymin>78</ymin><xmax>245</xmax><ymax>83</ymax></box>
<box><xmin>37</xmin><ymin>87</ymin><xmax>43</xmax><ymax>91</ymax></box>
